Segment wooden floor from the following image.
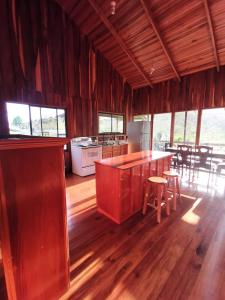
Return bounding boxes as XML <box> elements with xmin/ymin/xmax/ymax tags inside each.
<box><xmin>61</xmin><ymin>171</ymin><xmax>225</xmax><ymax>300</ymax></box>
<box><xmin>1</xmin><ymin>171</ymin><xmax>225</xmax><ymax>299</ymax></box>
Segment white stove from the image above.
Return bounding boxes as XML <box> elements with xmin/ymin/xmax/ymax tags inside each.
<box><xmin>71</xmin><ymin>138</ymin><xmax>102</xmax><ymax>176</ymax></box>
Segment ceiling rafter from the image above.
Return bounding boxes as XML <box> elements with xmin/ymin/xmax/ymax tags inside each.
<box><xmin>139</xmin><ymin>0</ymin><xmax>180</xmax><ymax>82</ymax></box>
<box><xmin>87</xmin><ymin>0</ymin><xmax>153</xmax><ymax>88</ymax></box>
<box><xmin>203</xmin><ymin>0</ymin><xmax>220</xmax><ymax>72</ymax></box>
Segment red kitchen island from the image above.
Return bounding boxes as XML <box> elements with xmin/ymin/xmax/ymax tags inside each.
<box><xmin>95</xmin><ymin>150</ymin><xmax>173</xmax><ymax>224</ymax></box>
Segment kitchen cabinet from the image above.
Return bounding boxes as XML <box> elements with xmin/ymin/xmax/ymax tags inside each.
<box><xmin>102</xmin><ymin>144</ymin><xmax>128</xmax><ymax>159</ymax></box>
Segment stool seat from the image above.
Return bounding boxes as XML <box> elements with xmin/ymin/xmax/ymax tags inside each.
<box><xmin>148</xmin><ymin>176</ymin><xmax>167</xmax><ymax>184</ymax></box>
<box><xmin>163</xmin><ymin>170</ymin><xmax>179</xmax><ymax>177</ymax></box>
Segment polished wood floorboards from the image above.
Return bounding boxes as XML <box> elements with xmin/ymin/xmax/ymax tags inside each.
<box><xmin>61</xmin><ymin>171</ymin><xmax>225</xmax><ymax>300</ymax></box>
<box><xmin>1</xmin><ymin>171</ymin><xmax>225</xmax><ymax>299</ymax></box>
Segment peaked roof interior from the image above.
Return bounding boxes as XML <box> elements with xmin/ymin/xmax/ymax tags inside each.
<box><xmin>56</xmin><ymin>0</ymin><xmax>225</xmax><ymax>89</ymax></box>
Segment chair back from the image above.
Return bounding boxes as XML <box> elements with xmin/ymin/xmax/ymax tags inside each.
<box><xmin>194</xmin><ymin>146</ymin><xmax>213</xmax><ymax>168</ymax></box>
<box><xmin>177</xmin><ymin>144</ymin><xmax>192</xmax><ymax>165</ymax></box>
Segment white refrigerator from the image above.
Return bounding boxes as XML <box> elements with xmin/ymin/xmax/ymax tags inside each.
<box><xmin>127</xmin><ymin>121</ymin><xmax>151</xmax><ymax>153</ymax></box>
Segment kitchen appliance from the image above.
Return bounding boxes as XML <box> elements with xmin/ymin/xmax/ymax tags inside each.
<box><xmin>127</xmin><ymin>121</ymin><xmax>151</xmax><ymax>153</ymax></box>
<box><xmin>71</xmin><ymin>137</ymin><xmax>102</xmax><ymax>176</ymax></box>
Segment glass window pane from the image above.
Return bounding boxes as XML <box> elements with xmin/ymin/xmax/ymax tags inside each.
<box><xmin>200</xmin><ymin>108</ymin><xmax>225</xmax><ymax>153</ymax></box>
<box><xmin>185</xmin><ymin>110</ymin><xmax>198</xmax><ymax>144</ymax></box>
<box><xmin>99</xmin><ymin>114</ymin><xmax>112</xmax><ymax>133</ymax></box>
<box><xmin>6</xmin><ymin>103</ymin><xmax>31</xmax><ymax>135</ymax></box>
<box><xmin>112</xmin><ymin>115</ymin><xmax>124</xmax><ymax>133</ymax></box>
<box><xmin>30</xmin><ymin>106</ymin><xmax>42</xmax><ymax>136</ymax></box>
<box><xmin>57</xmin><ymin>109</ymin><xmax>66</xmax><ymax>137</ymax></box>
<box><xmin>41</xmin><ymin>108</ymin><xmax>57</xmax><ymax>137</ymax></box>
<box><xmin>174</xmin><ymin>112</ymin><xmax>185</xmax><ymax>144</ymax></box>
<box><xmin>134</xmin><ymin>114</ymin><xmax>151</xmax><ymax>122</ymax></box>
<box><xmin>153</xmin><ymin>113</ymin><xmax>171</xmax><ymax>151</ymax></box>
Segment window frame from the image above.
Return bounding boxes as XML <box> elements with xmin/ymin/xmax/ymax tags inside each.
<box><xmin>199</xmin><ymin>107</ymin><xmax>225</xmax><ymax>153</ymax></box>
<box><xmin>152</xmin><ymin>112</ymin><xmax>172</xmax><ymax>151</ymax></box>
<box><xmin>133</xmin><ymin>114</ymin><xmax>151</xmax><ymax>122</ymax></box>
<box><xmin>6</xmin><ymin>101</ymin><xmax>68</xmax><ymax>139</ymax></box>
<box><xmin>98</xmin><ymin>112</ymin><xmax>125</xmax><ymax>134</ymax></box>
<box><xmin>173</xmin><ymin>110</ymin><xmax>198</xmax><ymax>146</ymax></box>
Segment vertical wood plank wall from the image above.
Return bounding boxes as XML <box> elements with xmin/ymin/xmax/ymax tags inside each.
<box><xmin>1</xmin><ymin>0</ymin><xmax>225</xmax><ymax>141</ymax></box>
<box><xmin>132</xmin><ymin>67</ymin><xmax>225</xmax><ymax>115</ymax></box>
<box><xmin>0</xmin><ymin>0</ymin><xmax>133</xmax><ymax>138</ymax></box>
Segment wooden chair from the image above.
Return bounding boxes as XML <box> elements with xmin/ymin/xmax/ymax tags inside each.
<box><xmin>192</xmin><ymin>146</ymin><xmax>214</xmax><ymax>176</ymax></box>
<box><xmin>163</xmin><ymin>170</ymin><xmax>181</xmax><ymax>211</ymax></box>
<box><xmin>142</xmin><ymin>176</ymin><xmax>169</xmax><ymax>223</ymax></box>
<box><xmin>177</xmin><ymin>144</ymin><xmax>193</xmax><ymax>174</ymax></box>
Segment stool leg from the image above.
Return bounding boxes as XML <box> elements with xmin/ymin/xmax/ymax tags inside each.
<box><xmin>164</xmin><ymin>184</ymin><xmax>170</xmax><ymax>216</ymax></box>
<box><xmin>176</xmin><ymin>176</ymin><xmax>181</xmax><ymax>199</ymax></box>
<box><xmin>143</xmin><ymin>183</ymin><xmax>150</xmax><ymax>215</ymax></box>
<box><xmin>157</xmin><ymin>185</ymin><xmax>162</xmax><ymax>223</ymax></box>
<box><xmin>173</xmin><ymin>178</ymin><xmax>177</xmax><ymax>211</ymax></box>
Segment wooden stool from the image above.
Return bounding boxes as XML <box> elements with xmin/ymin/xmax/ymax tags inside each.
<box><xmin>142</xmin><ymin>176</ymin><xmax>169</xmax><ymax>224</ymax></box>
<box><xmin>163</xmin><ymin>170</ymin><xmax>181</xmax><ymax>211</ymax></box>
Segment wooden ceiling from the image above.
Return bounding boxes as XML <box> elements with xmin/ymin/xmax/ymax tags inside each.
<box><xmin>56</xmin><ymin>0</ymin><xmax>225</xmax><ymax>89</ymax></box>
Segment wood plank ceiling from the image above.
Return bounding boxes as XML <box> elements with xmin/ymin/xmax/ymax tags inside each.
<box><xmin>56</xmin><ymin>0</ymin><xmax>225</xmax><ymax>89</ymax></box>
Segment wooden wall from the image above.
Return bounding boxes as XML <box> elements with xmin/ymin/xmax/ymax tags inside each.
<box><xmin>133</xmin><ymin>66</ymin><xmax>225</xmax><ymax>115</ymax></box>
<box><xmin>1</xmin><ymin>0</ymin><xmax>225</xmax><ymax>139</ymax></box>
<box><xmin>0</xmin><ymin>0</ymin><xmax>133</xmax><ymax>137</ymax></box>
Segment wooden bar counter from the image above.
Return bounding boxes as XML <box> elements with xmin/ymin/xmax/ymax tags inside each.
<box><xmin>95</xmin><ymin>150</ymin><xmax>173</xmax><ymax>224</ymax></box>
<box><xmin>0</xmin><ymin>138</ymin><xmax>70</xmax><ymax>300</ymax></box>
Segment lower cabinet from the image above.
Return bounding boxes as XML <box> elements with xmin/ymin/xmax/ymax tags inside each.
<box><xmin>102</xmin><ymin>144</ymin><xmax>128</xmax><ymax>159</ymax></box>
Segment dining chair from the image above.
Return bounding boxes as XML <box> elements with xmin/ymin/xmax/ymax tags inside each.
<box><xmin>192</xmin><ymin>146</ymin><xmax>214</xmax><ymax>177</ymax></box>
<box><xmin>177</xmin><ymin>144</ymin><xmax>193</xmax><ymax>175</ymax></box>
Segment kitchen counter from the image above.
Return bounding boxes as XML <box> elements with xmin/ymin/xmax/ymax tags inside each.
<box><xmin>96</xmin><ymin>150</ymin><xmax>172</xmax><ymax>170</ymax></box>
<box><xmin>95</xmin><ymin>151</ymin><xmax>173</xmax><ymax>224</ymax></box>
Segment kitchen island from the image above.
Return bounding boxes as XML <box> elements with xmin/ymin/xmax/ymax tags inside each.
<box><xmin>95</xmin><ymin>150</ymin><xmax>173</xmax><ymax>224</ymax></box>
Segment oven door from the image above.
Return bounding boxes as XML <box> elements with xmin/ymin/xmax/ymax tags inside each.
<box><xmin>82</xmin><ymin>147</ymin><xmax>102</xmax><ymax>168</ymax></box>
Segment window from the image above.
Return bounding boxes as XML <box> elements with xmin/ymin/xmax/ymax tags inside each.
<box><xmin>153</xmin><ymin>113</ymin><xmax>171</xmax><ymax>151</ymax></box>
<box><xmin>98</xmin><ymin>113</ymin><xmax>124</xmax><ymax>134</ymax></box>
<box><xmin>112</xmin><ymin>114</ymin><xmax>124</xmax><ymax>133</ymax></box>
<box><xmin>30</xmin><ymin>106</ymin><xmax>42</xmax><ymax>136</ymax></box>
<box><xmin>7</xmin><ymin>103</ymin><xmax>31</xmax><ymax>135</ymax></box>
<box><xmin>133</xmin><ymin>114</ymin><xmax>151</xmax><ymax>122</ymax></box>
<box><xmin>174</xmin><ymin>110</ymin><xmax>198</xmax><ymax>145</ymax></box>
<box><xmin>6</xmin><ymin>103</ymin><xmax>67</xmax><ymax>138</ymax></box>
<box><xmin>200</xmin><ymin>108</ymin><xmax>225</xmax><ymax>153</ymax></box>
<box><xmin>41</xmin><ymin>108</ymin><xmax>58</xmax><ymax>137</ymax></box>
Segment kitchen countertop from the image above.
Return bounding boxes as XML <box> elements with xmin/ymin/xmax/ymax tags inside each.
<box><xmin>95</xmin><ymin>150</ymin><xmax>173</xmax><ymax>170</ymax></box>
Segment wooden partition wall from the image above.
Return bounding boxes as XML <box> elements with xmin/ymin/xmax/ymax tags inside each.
<box><xmin>0</xmin><ymin>138</ymin><xmax>69</xmax><ymax>300</ymax></box>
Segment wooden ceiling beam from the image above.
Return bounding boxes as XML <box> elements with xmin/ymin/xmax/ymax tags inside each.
<box><xmin>139</xmin><ymin>0</ymin><xmax>180</xmax><ymax>82</ymax></box>
<box><xmin>203</xmin><ymin>0</ymin><xmax>220</xmax><ymax>72</ymax></box>
<box><xmin>87</xmin><ymin>0</ymin><xmax>153</xmax><ymax>88</ymax></box>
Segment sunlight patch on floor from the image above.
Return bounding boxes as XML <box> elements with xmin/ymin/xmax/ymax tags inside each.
<box><xmin>66</xmin><ymin>178</ymin><xmax>96</xmax><ymax>190</ymax></box>
<box><xmin>70</xmin><ymin>251</ymin><xmax>94</xmax><ymax>273</ymax></box>
<box><xmin>59</xmin><ymin>257</ymin><xmax>104</xmax><ymax>300</ymax></box>
<box><xmin>181</xmin><ymin>197</ymin><xmax>202</xmax><ymax>225</ymax></box>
